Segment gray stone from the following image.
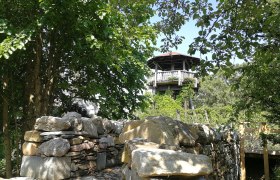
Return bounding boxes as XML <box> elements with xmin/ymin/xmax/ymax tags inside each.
<box><xmin>20</xmin><ymin>156</ymin><xmax>71</xmax><ymax>179</ymax></box>
<box><xmin>131</xmin><ymin>148</ymin><xmax>213</xmax><ymax>177</ymax></box>
<box><xmin>102</xmin><ymin>118</ymin><xmax>115</xmax><ymax>134</ymax></box>
<box><xmin>100</xmin><ymin>135</ymin><xmax>115</xmax><ymax>147</ymax></box>
<box><xmin>34</xmin><ymin>116</ymin><xmax>71</xmax><ymax>131</ymax></box>
<box><xmin>40</xmin><ymin>131</ymin><xmax>90</xmax><ymax>136</ymax></box>
<box><xmin>62</xmin><ymin>112</ymin><xmax>83</xmax><ymax>131</ymax></box>
<box><xmin>92</xmin><ymin>117</ymin><xmax>105</xmax><ymax>135</ymax></box>
<box><xmin>9</xmin><ymin>178</ymin><xmax>35</xmax><ymax>180</ymax></box>
<box><xmin>122</xmin><ymin>164</ymin><xmax>145</xmax><ymax>180</ymax></box>
<box><xmin>111</xmin><ymin>120</ymin><xmax>125</xmax><ymax>134</ymax></box>
<box><xmin>62</xmin><ymin>112</ymin><xmax>82</xmax><ymax>119</ymax></box>
<box><xmin>38</xmin><ymin>138</ymin><xmax>70</xmax><ymax>157</ymax></box>
<box><xmin>96</xmin><ymin>152</ymin><xmax>106</xmax><ymax>170</ymax></box>
<box><xmin>81</xmin><ymin>117</ymin><xmax>98</xmax><ymax>138</ymax></box>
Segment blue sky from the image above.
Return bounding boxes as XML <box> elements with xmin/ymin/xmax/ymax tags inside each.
<box><xmin>151</xmin><ymin>0</ymin><xmax>242</xmax><ymax>65</ymax></box>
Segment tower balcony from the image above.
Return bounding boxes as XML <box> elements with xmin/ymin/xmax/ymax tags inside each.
<box><xmin>148</xmin><ymin>70</ymin><xmax>198</xmax><ymax>88</ymax></box>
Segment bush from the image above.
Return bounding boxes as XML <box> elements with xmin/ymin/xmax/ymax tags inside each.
<box><xmin>0</xmin><ymin>159</ymin><xmax>5</xmax><ymax>177</ymax></box>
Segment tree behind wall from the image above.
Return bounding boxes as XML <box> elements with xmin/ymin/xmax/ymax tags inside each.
<box><xmin>0</xmin><ymin>0</ymin><xmax>157</xmax><ymax>177</ymax></box>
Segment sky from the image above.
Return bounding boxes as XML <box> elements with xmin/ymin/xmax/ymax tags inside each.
<box><xmin>151</xmin><ymin>0</ymin><xmax>243</xmax><ymax>65</ymax></box>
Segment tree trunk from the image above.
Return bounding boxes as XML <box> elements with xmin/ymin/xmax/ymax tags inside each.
<box><xmin>2</xmin><ymin>76</ymin><xmax>12</xmax><ymax>178</ymax></box>
<box><xmin>34</xmin><ymin>33</ymin><xmax>42</xmax><ymax>117</ymax></box>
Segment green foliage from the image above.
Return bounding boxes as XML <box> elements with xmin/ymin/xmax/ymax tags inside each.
<box><xmin>272</xmin><ymin>164</ymin><xmax>280</xmax><ymax>180</ymax></box>
<box><xmin>156</xmin><ymin>0</ymin><xmax>280</xmax><ymax>127</ymax></box>
<box><xmin>139</xmin><ymin>92</ymin><xmax>183</xmax><ymax>120</ymax></box>
<box><xmin>0</xmin><ymin>159</ymin><xmax>5</xmax><ymax>177</ymax></box>
<box><xmin>0</xmin><ymin>0</ymin><xmax>158</xmax><ymax>119</ymax></box>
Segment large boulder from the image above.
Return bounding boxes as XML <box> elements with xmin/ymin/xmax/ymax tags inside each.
<box><xmin>20</xmin><ymin>156</ymin><xmax>71</xmax><ymax>179</ymax></box>
<box><xmin>34</xmin><ymin>116</ymin><xmax>71</xmax><ymax>131</ymax></box>
<box><xmin>38</xmin><ymin>138</ymin><xmax>70</xmax><ymax>157</ymax></box>
<box><xmin>131</xmin><ymin>148</ymin><xmax>213</xmax><ymax>178</ymax></box>
<box><xmin>119</xmin><ymin>116</ymin><xmax>198</xmax><ymax>147</ymax></box>
<box><xmin>119</xmin><ymin>118</ymin><xmax>178</xmax><ymax>146</ymax></box>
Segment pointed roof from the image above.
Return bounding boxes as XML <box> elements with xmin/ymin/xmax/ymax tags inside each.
<box><xmin>147</xmin><ymin>52</ymin><xmax>200</xmax><ymax>70</ymax></box>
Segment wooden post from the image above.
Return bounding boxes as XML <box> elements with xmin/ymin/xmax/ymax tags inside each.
<box><xmin>154</xmin><ymin>64</ymin><xmax>158</xmax><ymax>87</ymax></box>
<box><xmin>183</xmin><ymin>60</ymin><xmax>186</xmax><ymax>70</ymax></box>
<box><xmin>178</xmin><ymin>70</ymin><xmax>182</xmax><ymax>86</ymax></box>
<box><xmin>239</xmin><ymin>122</ymin><xmax>246</xmax><ymax>180</ymax></box>
<box><xmin>261</xmin><ymin>122</ymin><xmax>270</xmax><ymax>180</ymax></box>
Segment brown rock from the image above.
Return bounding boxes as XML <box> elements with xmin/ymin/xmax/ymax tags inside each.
<box><xmin>70</xmin><ymin>137</ymin><xmax>83</xmax><ymax>145</ymax></box>
<box><xmin>119</xmin><ymin>119</ymin><xmax>178</xmax><ymax>146</ymax></box>
<box><xmin>70</xmin><ymin>142</ymin><xmax>95</xmax><ymax>152</ymax></box>
<box><xmin>24</xmin><ymin>130</ymin><xmax>43</xmax><ymax>142</ymax></box>
<box><xmin>122</xmin><ymin>120</ymin><xmax>144</xmax><ymax>132</ymax></box>
<box><xmin>121</xmin><ymin>139</ymin><xmax>160</xmax><ymax>167</ymax></box>
<box><xmin>22</xmin><ymin>142</ymin><xmax>40</xmax><ymax>156</ymax></box>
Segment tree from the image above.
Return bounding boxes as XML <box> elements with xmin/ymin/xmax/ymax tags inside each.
<box><xmin>156</xmin><ymin>0</ymin><xmax>280</xmax><ymax>125</ymax></box>
<box><xmin>0</xmin><ymin>0</ymin><xmax>157</xmax><ymax>177</ymax></box>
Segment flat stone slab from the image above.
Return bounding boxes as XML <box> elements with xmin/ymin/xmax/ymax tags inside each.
<box><xmin>131</xmin><ymin>149</ymin><xmax>213</xmax><ymax>177</ymax></box>
<box><xmin>40</xmin><ymin>131</ymin><xmax>90</xmax><ymax>136</ymax></box>
<box><xmin>34</xmin><ymin>116</ymin><xmax>71</xmax><ymax>131</ymax></box>
<box><xmin>20</xmin><ymin>156</ymin><xmax>71</xmax><ymax>179</ymax></box>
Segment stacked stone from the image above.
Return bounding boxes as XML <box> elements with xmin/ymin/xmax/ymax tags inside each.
<box><xmin>119</xmin><ymin>116</ymin><xmax>240</xmax><ymax>180</ymax></box>
<box><xmin>20</xmin><ymin>112</ymin><xmax>125</xmax><ymax>179</ymax></box>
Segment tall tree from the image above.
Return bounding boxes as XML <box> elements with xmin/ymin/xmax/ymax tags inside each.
<box><xmin>156</xmin><ymin>0</ymin><xmax>280</xmax><ymax>125</ymax></box>
<box><xmin>0</xmin><ymin>0</ymin><xmax>157</xmax><ymax>176</ymax></box>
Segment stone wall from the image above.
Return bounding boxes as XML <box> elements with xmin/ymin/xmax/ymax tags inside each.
<box><xmin>20</xmin><ymin>114</ymin><xmax>240</xmax><ymax>180</ymax></box>
<box><xmin>119</xmin><ymin>116</ymin><xmax>240</xmax><ymax>180</ymax></box>
<box><xmin>20</xmin><ymin>112</ymin><xmax>125</xmax><ymax>179</ymax></box>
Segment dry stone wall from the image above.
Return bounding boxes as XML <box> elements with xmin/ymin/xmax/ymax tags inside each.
<box><xmin>120</xmin><ymin>116</ymin><xmax>240</xmax><ymax>180</ymax></box>
<box><xmin>20</xmin><ymin>112</ymin><xmax>125</xmax><ymax>179</ymax></box>
<box><xmin>20</xmin><ymin>114</ymin><xmax>240</xmax><ymax>180</ymax></box>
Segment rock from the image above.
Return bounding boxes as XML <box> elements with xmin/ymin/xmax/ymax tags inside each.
<box><xmin>70</xmin><ymin>137</ymin><xmax>83</xmax><ymax>145</ymax></box>
<box><xmin>24</xmin><ymin>130</ymin><xmax>43</xmax><ymax>142</ymax></box>
<box><xmin>92</xmin><ymin>117</ymin><xmax>105</xmax><ymax>135</ymax></box>
<box><xmin>131</xmin><ymin>148</ymin><xmax>213</xmax><ymax>177</ymax></box>
<box><xmin>20</xmin><ymin>156</ymin><xmax>71</xmax><ymax>179</ymax></box>
<box><xmin>34</xmin><ymin>116</ymin><xmax>71</xmax><ymax>131</ymax></box>
<box><xmin>122</xmin><ymin>120</ymin><xmax>144</xmax><ymax>132</ymax></box>
<box><xmin>100</xmin><ymin>135</ymin><xmax>115</xmax><ymax>147</ymax></box>
<box><xmin>119</xmin><ymin>118</ymin><xmax>178</xmax><ymax>146</ymax></box>
<box><xmin>65</xmin><ymin>151</ymin><xmax>81</xmax><ymax>157</ymax></box>
<box><xmin>22</xmin><ymin>142</ymin><xmax>40</xmax><ymax>156</ymax></box>
<box><xmin>102</xmin><ymin>118</ymin><xmax>115</xmax><ymax>134</ymax></box>
<box><xmin>8</xmin><ymin>178</ymin><xmax>35</xmax><ymax>180</ymax></box>
<box><xmin>111</xmin><ymin>120</ymin><xmax>125</xmax><ymax>134</ymax></box>
<box><xmin>62</xmin><ymin>112</ymin><xmax>82</xmax><ymax>119</ymax></box>
<box><xmin>193</xmin><ymin>124</ymin><xmax>216</xmax><ymax>144</ymax></box>
<box><xmin>81</xmin><ymin>117</ymin><xmax>98</xmax><ymax>138</ymax></box>
<box><xmin>121</xmin><ymin>138</ymin><xmax>160</xmax><ymax>166</ymax></box>
<box><xmin>62</xmin><ymin>112</ymin><xmax>83</xmax><ymax>131</ymax></box>
<box><xmin>175</xmin><ymin>121</ymin><xmax>198</xmax><ymax>146</ymax></box>
<box><xmin>38</xmin><ymin>138</ymin><xmax>70</xmax><ymax>157</ymax></box>
<box><xmin>122</xmin><ymin>164</ymin><xmax>145</xmax><ymax>180</ymax></box>
<box><xmin>70</xmin><ymin>142</ymin><xmax>95</xmax><ymax>152</ymax></box>
<box><xmin>40</xmin><ymin>131</ymin><xmax>90</xmax><ymax>136</ymax></box>
<box><xmin>97</xmin><ymin>152</ymin><xmax>107</xmax><ymax>170</ymax></box>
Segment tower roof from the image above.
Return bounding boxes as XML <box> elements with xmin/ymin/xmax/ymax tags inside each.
<box><xmin>147</xmin><ymin>52</ymin><xmax>200</xmax><ymax>70</ymax></box>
